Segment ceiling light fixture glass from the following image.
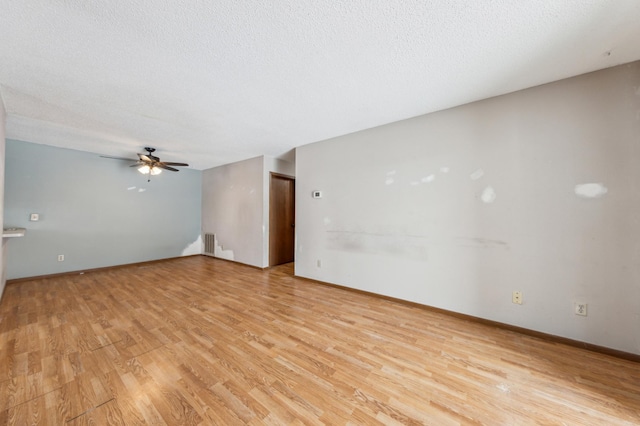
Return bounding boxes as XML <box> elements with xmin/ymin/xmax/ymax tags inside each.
<box><xmin>138</xmin><ymin>165</ymin><xmax>162</xmax><ymax>175</ymax></box>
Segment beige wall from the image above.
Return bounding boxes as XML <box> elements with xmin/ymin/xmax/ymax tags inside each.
<box><xmin>295</xmin><ymin>62</ymin><xmax>640</xmax><ymax>354</ymax></box>
<box><xmin>202</xmin><ymin>156</ymin><xmax>265</xmax><ymax>267</ymax></box>
<box><xmin>202</xmin><ymin>155</ymin><xmax>294</xmax><ymax>268</ymax></box>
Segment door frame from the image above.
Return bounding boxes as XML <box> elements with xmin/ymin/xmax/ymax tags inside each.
<box><xmin>269</xmin><ymin>172</ymin><xmax>296</xmax><ymax>267</ymax></box>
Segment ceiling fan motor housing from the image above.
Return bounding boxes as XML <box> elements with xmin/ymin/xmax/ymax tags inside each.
<box><xmin>144</xmin><ymin>147</ymin><xmax>160</xmax><ymax>161</ymax></box>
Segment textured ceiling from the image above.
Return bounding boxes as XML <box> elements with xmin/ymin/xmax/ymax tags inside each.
<box><xmin>1</xmin><ymin>1</ymin><xmax>639</xmax><ymax>170</ymax></box>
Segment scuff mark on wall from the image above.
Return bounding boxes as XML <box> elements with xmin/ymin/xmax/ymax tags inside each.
<box><xmin>326</xmin><ymin>230</ymin><xmax>428</xmax><ymax>260</ymax></box>
<box><xmin>214</xmin><ymin>235</ymin><xmax>235</xmax><ymax>260</ymax></box>
<box><xmin>181</xmin><ymin>234</ymin><xmax>203</xmax><ymax>256</ymax></box>
<box><xmin>127</xmin><ymin>186</ymin><xmax>136</xmax><ymax>191</ymax></box>
<box><xmin>455</xmin><ymin>237</ymin><xmax>509</xmax><ymax>249</ymax></box>
<box><xmin>470</xmin><ymin>169</ymin><xmax>484</xmax><ymax>180</ymax></box>
<box><xmin>481</xmin><ymin>186</ymin><xmax>496</xmax><ymax>203</ymax></box>
<box><xmin>326</xmin><ymin>229</ymin><xmax>510</xmax><ymax>258</ymax></box>
<box><xmin>138</xmin><ymin>188</ymin><xmax>146</xmax><ymax>193</ymax></box>
<box><xmin>385</xmin><ymin>178</ymin><xmax>394</xmax><ymax>185</ymax></box>
<box><xmin>575</xmin><ymin>183</ymin><xmax>608</xmax><ymax>198</ymax></box>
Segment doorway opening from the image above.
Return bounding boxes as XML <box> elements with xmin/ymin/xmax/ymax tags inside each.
<box><xmin>269</xmin><ymin>173</ymin><xmax>295</xmax><ymax>267</ymax></box>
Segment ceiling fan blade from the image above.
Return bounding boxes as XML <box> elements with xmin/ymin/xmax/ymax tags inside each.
<box><xmin>161</xmin><ymin>162</ymin><xmax>189</xmax><ymax>167</ymax></box>
<box><xmin>129</xmin><ymin>161</ymin><xmax>146</xmax><ymax>167</ymax></box>
<box><xmin>100</xmin><ymin>155</ymin><xmax>137</xmax><ymax>161</ymax></box>
<box><xmin>156</xmin><ymin>164</ymin><xmax>179</xmax><ymax>172</ymax></box>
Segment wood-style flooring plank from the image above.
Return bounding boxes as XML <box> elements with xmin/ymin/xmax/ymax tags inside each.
<box><xmin>1</xmin><ymin>256</ymin><xmax>639</xmax><ymax>425</ymax></box>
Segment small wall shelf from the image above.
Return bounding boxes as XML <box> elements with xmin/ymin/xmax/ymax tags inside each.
<box><xmin>3</xmin><ymin>228</ymin><xmax>26</xmax><ymax>238</ymax></box>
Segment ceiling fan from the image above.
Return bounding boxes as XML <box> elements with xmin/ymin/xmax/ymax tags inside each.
<box><xmin>101</xmin><ymin>147</ymin><xmax>189</xmax><ymax>182</ymax></box>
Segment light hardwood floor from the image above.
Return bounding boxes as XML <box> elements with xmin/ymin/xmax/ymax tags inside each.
<box><xmin>0</xmin><ymin>256</ymin><xmax>639</xmax><ymax>425</ymax></box>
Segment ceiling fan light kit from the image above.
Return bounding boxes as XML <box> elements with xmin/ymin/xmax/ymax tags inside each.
<box><xmin>101</xmin><ymin>147</ymin><xmax>188</xmax><ymax>182</ymax></box>
<box><xmin>138</xmin><ymin>165</ymin><xmax>162</xmax><ymax>175</ymax></box>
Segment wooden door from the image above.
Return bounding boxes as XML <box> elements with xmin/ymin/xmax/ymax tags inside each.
<box><xmin>269</xmin><ymin>174</ymin><xmax>295</xmax><ymax>266</ymax></box>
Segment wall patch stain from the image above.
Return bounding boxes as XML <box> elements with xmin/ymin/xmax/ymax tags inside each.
<box><xmin>214</xmin><ymin>235</ymin><xmax>235</xmax><ymax>260</ymax></box>
<box><xmin>470</xmin><ymin>169</ymin><xmax>484</xmax><ymax>180</ymax></box>
<box><xmin>127</xmin><ymin>186</ymin><xmax>136</xmax><ymax>191</ymax></box>
<box><xmin>386</xmin><ymin>170</ymin><xmax>397</xmax><ymax>176</ymax></box>
<box><xmin>385</xmin><ymin>178</ymin><xmax>395</xmax><ymax>185</ymax></box>
<box><xmin>421</xmin><ymin>174</ymin><xmax>435</xmax><ymax>183</ymax></box>
<box><xmin>575</xmin><ymin>183</ymin><xmax>608</xmax><ymax>198</ymax></box>
<box><xmin>323</xmin><ymin>217</ymin><xmax>332</xmax><ymax>225</ymax></box>
<box><xmin>181</xmin><ymin>235</ymin><xmax>203</xmax><ymax>256</ymax></box>
<box><xmin>481</xmin><ymin>186</ymin><xmax>496</xmax><ymax>203</ymax></box>
<box><xmin>138</xmin><ymin>188</ymin><xmax>146</xmax><ymax>193</ymax></box>
<box><xmin>410</xmin><ymin>181</ymin><xmax>420</xmax><ymax>186</ymax></box>
<box><xmin>440</xmin><ymin>166</ymin><xmax>450</xmax><ymax>173</ymax></box>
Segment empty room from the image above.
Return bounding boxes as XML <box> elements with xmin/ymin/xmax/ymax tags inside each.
<box><xmin>1</xmin><ymin>1</ymin><xmax>640</xmax><ymax>424</ymax></box>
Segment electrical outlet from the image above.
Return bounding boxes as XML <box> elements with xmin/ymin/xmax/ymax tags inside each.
<box><xmin>58</xmin><ymin>254</ymin><xmax>65</xmax><ymax>262</ymax></box>
<box><xmin>575</xmin><ymin>303</ymin><xmax>587</xmax><ymax>316</ymax></box>
<box><xmin>512</xmin><ymin>291</ymin><xmax>522</xmax><ymax>305</ymax></box>
<box><xmin>30</xmin><ymin>213</ymin><xmax>39</xmax><ymax>221</ymax></box>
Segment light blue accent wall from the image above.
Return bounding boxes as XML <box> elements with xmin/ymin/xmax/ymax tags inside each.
<box><xmin>4</xmin><ymin>140</ymin><xmax>202</xmax><ymax>279</ymax></box>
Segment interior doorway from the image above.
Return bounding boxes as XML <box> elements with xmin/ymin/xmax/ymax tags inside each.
<box><xmin>269</xmin><ymin>173</ymin><xmax>295</xmax><ymax>266</ymax></box>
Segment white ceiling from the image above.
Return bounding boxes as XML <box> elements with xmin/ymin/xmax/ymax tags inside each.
<box><xmin>1</xmin><ymin>1</ymin><xmax>639</xmax><ymax>170</ymax></box>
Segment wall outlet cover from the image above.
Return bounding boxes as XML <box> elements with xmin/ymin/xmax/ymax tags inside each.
<box><xmin>575</xmin><ymin>303</ymin><xmax>588</xmax><ymax>316</ymax></box>
<box><xmin>512</xmin><ymin>291</ymin><xmax>523</xmax><ymax>305</ymax></box>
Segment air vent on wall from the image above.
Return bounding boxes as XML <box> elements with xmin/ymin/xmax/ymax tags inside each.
<box><xmin>204</xmin><ymin>233</ymin><xmax>215</xmax><ymax>257</ymax></box>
